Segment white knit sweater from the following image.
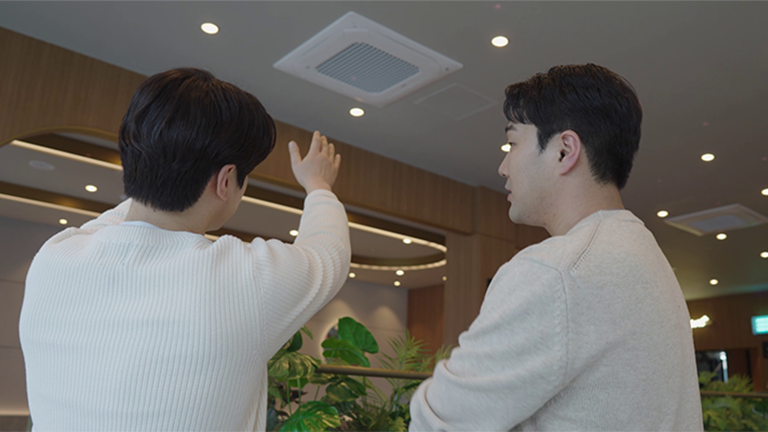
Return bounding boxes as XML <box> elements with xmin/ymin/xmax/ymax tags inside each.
<box><xmin>410</xmin><ymin>210</ymin><xmax>703</xmax><ymax>431</ymax></box>
<box><xmin>19</xmin><ymin>190</ymin><xmax>351</xmax><ymax>431</ymax></box>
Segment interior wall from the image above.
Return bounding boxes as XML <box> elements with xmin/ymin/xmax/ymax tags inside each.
<box><xmin>0</xmin><ymin>217</ymin><xmax>62</xmax><ymax>416</ymax></box>
<box><xmin>687</xmin><ymin>292</ymin><xmax>768</xmax><ymax>391</ymax></box>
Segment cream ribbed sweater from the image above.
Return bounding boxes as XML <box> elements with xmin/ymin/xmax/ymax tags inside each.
<box><xmin>410</xmin><ymin>210</ymin><xmax>703</xmax><ymax>431</ymax></box>
<box><xmin>19</xmin><ymin>190</ymin><xmax>351</xmax><ymax>431</ymax></box>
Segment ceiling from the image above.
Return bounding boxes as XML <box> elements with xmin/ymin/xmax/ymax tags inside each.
<box><xmin>0</xmin><ymin>1</ymin><xmax>766</xmax><ymax>300</ymax></box>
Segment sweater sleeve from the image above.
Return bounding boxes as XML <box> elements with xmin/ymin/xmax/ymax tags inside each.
<box><xmin>252</xmin><ymin>189</ymin><xmax>351</xmax><ymax>355</ymax></box>
<box><xmin>409</xmin><ymin>258</ymin><xmax>568</xmax><ymax>431</ymax></box>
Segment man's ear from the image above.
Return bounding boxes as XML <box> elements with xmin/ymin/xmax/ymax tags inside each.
<box><xmin>556</xmin><ymin>130</ymin><xmax>582</xmax><ymax>175</ymax></box>
<box><xmin>214</xmin><ymin>164</ymin><xmax>237</xmax><ymax>201</ymax></box>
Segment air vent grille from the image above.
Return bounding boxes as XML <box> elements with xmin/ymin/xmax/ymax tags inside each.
<box><xmin>317</xmin><ymin>42</ymin><xmax>419</xmax><ymax>94</ymax></box>
<box><xmin>664</xmin><ymin>204</ymin><xmax>768</xmax><ymax>236</ymax></box>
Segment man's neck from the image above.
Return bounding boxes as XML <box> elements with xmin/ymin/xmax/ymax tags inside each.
<box><xmin>544</xmin><ymin>185</ymin><xmax>625</xmax><ymax>237</ymax></box>
<box><xmin>125</xmin><ymin>201</ymin><xmax>209</xmax><ymax>235</ymax></box>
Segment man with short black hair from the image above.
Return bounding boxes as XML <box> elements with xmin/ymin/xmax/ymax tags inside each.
<box><xmin>409</xmin><ymin>64</ymin><xmax>702</xmax><ymax>431</ymax></box>
<box><xmin>20</xmin><ymin>68</ymin><xmax>351</xmax><ymax>430</ymax></box>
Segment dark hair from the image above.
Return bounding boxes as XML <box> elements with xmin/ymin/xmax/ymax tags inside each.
<box><xmin>503</xmin><ymin>64</ymin><xmax>642</xmax><ymax>189</ymax></box>
<box><xmin>118</xmin><ymin>68</ymin><xmax>276</xmax><ymax>211</ymax></box>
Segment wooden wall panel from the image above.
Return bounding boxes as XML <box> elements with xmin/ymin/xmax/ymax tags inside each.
<box><xmin>443</xmin><ymin>231</ymin><xmax>517</xmax><ymax>346</ymax></box>
<box><xmin>0</xmin><ymin>27</ymin><xmax>474</xmax><ymax>234</ymax></box>
<box><xmin>407</xmin><ymin>284</ymin><xmax>445</xmax><ymax>355</ymax></box>
<box><xmin>687</xmin><ymin>292</ymin><xmax>768</xmax><ymax>391</ymax></box>
<box><xmin>473</xmin><ymin>186</ymin><xmax>516</xmax><ymax>243</ymax></box>
<box><xmin>0</xmin><ymin>27</ymin><xmax>144</xmax><ymax>144</ymax></box>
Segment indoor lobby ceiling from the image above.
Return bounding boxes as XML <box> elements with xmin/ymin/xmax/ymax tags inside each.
<box><xmin>0</xmin><ymin>2</ymin><xmax>766</xmax><ymax>299</ymax></box>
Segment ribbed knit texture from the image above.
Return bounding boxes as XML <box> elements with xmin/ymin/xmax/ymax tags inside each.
<box><xmin>19</xmin><ymin>190</ymin><xmax>351</xmax><ymax>431</ymax></box>
<box><xmin>410</xmin><ymin>210</ymin><xmax>703</xmax><ymax>431</ymax></box>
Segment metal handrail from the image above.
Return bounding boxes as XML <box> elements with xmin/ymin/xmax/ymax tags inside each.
<box><xmin>700</xmin><ymin>391</ymin><xmax>768</xmax><ymax>399</ymax></box>
<box><xmin>316</xmin><ymin>365</ymin><xmax>432</xmax><ymax>380</ymax></box>
<box><xmin>315</xmin><ymin>366</ymin><xmax>768</xmax><ymax>400</ymax></box>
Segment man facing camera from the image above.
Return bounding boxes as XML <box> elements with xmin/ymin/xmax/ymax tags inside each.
<box><xmin>19</xmin><ymin>68</ymin><xmax>351</xmax><ymax>431</ymax></box>
<box><xmin>410</xmin><ymin>64</ymin><xmax>702</xmax><ymax>431</ymax></box>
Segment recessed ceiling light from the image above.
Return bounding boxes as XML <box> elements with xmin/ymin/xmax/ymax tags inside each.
<box><xmin>29</xmin><ymin>160</ymin><xmax>55</xmax><ymax>171</ymax></box>
<box><xmin>289</xmin><ymin>230</ymin><xmax>299</xmax><ymax>237</ymax></box>
<box><xmin>201</xmin><ymin>23</ymin><xmax>219</xmax><ymax>35</ymax></box>
<box><xmin>501</xmin><ymin>143</ymin><xmax>511</xmax><ymax>153</ymax></box>
<box><xmin>716</xmin><ymin>233</ymin><xmax>727</xmax><ymax>240</ymax></box>
<box><xmin>394</xmin><ymin>281</ymin><xmax>401</xmax><ymax>287</ymax></box>
<box><xmin>349</xmin><ymin>108</ymin><xmax>365</xmax><ymax>117</ymax></box>
<box><xmin>491</xmin><ymin>36</ymin><xmax>509</xmax><ymax>47</ymax></box>
<box><xmin>657</xmin><ymin>210</ymin><xmax>669</xmax><ymax>218</ymax></box>
<box><xmin>761</xmin><ymin>251</ymin><xmax>768</xmax><ymax>259</ymax></box>
<box><xmin>58</xmin><ymin>219</ymin><xmax>68</xmax><ymax>225</ymax></box>
<box><xmin>762</xmin><ymin>188</ymin><xmax>768</xmax><ymax>196</ymax></box>
<box><xmin>442</xmin><ymin>276</ymin><xmax>447</xmax><ymax>281</ymax></box>
<box><xmin>402</xmin><ymin>238</ymin><xmax>412</xmax><ymax>244</ymax></box>
<box><xmin>710</xmin><ymin>279</ymin><xmax>719</xmax><ymax>286</ymax></box>
<box><xmin>349</xmin><ymin>272</ymin><xmax>356</xmax><ymax>278</ymax></box>
<box><xmin>85</xmin><ymin>185</ymin><xmax>98</xmax><ymax>193</ymax></box>
<box><xmin>701</xmin><ymin>153</ymin><xmax>715</xmax><ymax>162</ymax></box>
<box><xmin>396</xmin><ymin>270</ymin><xmax>404</xmax><ymax>276</ymax></box>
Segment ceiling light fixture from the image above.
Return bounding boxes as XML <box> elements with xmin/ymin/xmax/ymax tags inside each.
<box><xmin>491</xmin><ymin>36</ymin><xmax>509</xmax><ymax>47</ymax></box>
<box><xmin>710</xmin><ymin>279</ymin><xmax>719</xmax><ymax>286</ymax></box>
<box><xmin>201</xmin><ymin>23</ymin><xmax>219</xmax><ymax>35</ymax></box>
<box><xmin>289</xmin><ymin>230</ymin><xmax>299</xmax><ymax>237</ymax></box>
<box><xmin>762</xmin><ymin>188</ymin><xmax>768</xmax><ymax>196</ymax></box>
<box><xmin>58</xmin><ymin>219</ymin><xmax>68</xmax><ymax>225</ymax></box>
<box><xmin>701</xmin><ymin>153</ymin><xmax>715</xmax><ymax>162</ymax></box>
<box><xmin>394</xmin><ymin>281</ymin><xmax>401</xmax><ymax>287</ymax></box>
<box><xmin>761</xmin><ymin>251</ymin><xmax>768</xmax><ymax>259</ymax></box>
<box><xmin>716</xmin><ymin>233</ymin><xmax>727</xmax><ymax>240</ymax></box>
<box><xmin>349</xmin><ymin>272</ymin><xmax>356</xmax><ymax>278</ymax></box>
<box><xmin>85</xmin><ymin>185</ymin><xmax>98</xmax><ymax>193</ymax></box>
<box><xmin>657</xmin><ymin>210</ymin><xmax>669</xmax><ymax>218</ymax></box>
<box><xmin>396</xmin><ymin>270</ymin><xmax>404</xmax><ymax>276</ymax></box>
<box><xmin>501</xmin><ymin>143</ymin><xmax>511</xmax><ymax>153</ymax></box>
<box><xmin>402</xmin><ymin>238</ymin><xmax>412</xmax><ymax>244</ymax></box>
<box><xmin>442</xmin><ymin>276</ymin><xmax>447</xmax><ymax>281</ymax></box>
<box><xmin>349</xmin><ymin>108</ymin><xmax>365</xmax><ymax>117</ymax></box>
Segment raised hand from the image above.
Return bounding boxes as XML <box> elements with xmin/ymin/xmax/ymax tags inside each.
<box><xmin>288</xmin><ymin>131</ymin><xmax>342</xmax><ymax>194</ymax></box>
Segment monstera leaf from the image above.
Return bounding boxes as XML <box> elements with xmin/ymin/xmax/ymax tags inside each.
<box><xmin>337</xmin><ymin>317</ymin><xmax>379</xmax><ymax>354</ymax></box>
<box><xmin>269</xmin><ymin>351</ymin><xmax>320</xmax><ymax>382</ymax></box>
<box><xmin>324</xmin><ymin>375</ymin><xmax>367</xmax><ymax>403</ymax></box>
<box><xmin>279</xmin><ymin>401</ymin><xmax>340</xmax><ymax>432</ymax></box>
<box><xmin>321</xmin><ymin>338</ymin><xmax>370</xmax><ymax>367</ymax></box>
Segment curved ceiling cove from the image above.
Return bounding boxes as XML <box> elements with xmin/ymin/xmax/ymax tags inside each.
<box><xmin>0</xmin><ymin>133</ymin><xmax>447</xmax><ymax>289</ymax></box>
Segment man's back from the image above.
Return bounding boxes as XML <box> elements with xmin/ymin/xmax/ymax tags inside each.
<box><xmin>410</xmin><ymin>210</ymin><xmax>702</xmax><ymax>431</ymax></box>
<box><xmin>20</xmin><ymin>192</ymin><xmax>350</xmax><ymax>431</ymax></box>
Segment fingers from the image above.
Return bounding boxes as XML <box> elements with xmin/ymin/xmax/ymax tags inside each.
<box><xmin>334</xmin><ymin>153</ymin><xmax>341</xmax><ymax>170</ymax></box>
<box><xmin>309</xmin><ymin>130</ymin><xmax>322</xmax><ymax>154</ymax></box>
<box><xmin>288</xmin><ymin>141</ymin><xmax>302</xmax><ymax>166</ymax></box>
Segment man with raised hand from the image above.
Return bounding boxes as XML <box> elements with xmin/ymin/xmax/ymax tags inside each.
<box><xmin>20</xmin><ymin>68</ymin><xmax>351</xmax><ymax>431</ymax></box>
<box><xmin>410</xmin><ymin>64</ymin><xmax>702</xmax><ymax>431</ymax></box>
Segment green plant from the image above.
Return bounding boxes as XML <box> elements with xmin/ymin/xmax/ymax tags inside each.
<box><xmin>266</xmin><ymin>318</ymin><xmax>449</xmax><ymax>431</ymax></box>
<box><xmin>700</xmin><ymin>371</ymin><xmax>768</xmax><ymax>431</ymax></box>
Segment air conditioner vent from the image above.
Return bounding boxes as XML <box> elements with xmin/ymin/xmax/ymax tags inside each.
<box><xmin>274</xmin><ymin>12</ymin><xmax>462</xmax><ymax>108</ymax></box>
<box><xmin>664</xmin><ymin>204</ymin><xmax>768</xmax><ymax>236</ymax></box>
<box><xmin>316</xmin><ymin>42</ymin><xmax>419</xmax><ymax>94</ymax></box>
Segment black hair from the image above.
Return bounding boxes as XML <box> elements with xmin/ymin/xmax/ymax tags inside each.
<box><xmin>118</xmin><ymin>68</ymin><xmax>276</xmax><ymax>211</ymax></box>
<box><xmin>503</xmin><ymin>64</ymin><xmax>642</xmax><ymax>189</ymax></box>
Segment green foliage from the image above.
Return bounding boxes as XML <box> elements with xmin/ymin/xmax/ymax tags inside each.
<box><xmin>268</xmin><ymin>319</ymin><xmax>449</xmax><ymax>431</ymax></box>
<box><xmin>279</xmin><ymin>401</ymin><xmax>340</xmax><ymax>432</ymax></box>
<box><xmin>322</xmin><ymin>338</ymin><xmax>371</xmax><ymax>367</ymax></box>
<box><xmin>338</xmin><ymin>317</ymin><xmax>379</xmax><ymax>354</ymax></box>
<box><xmin>700</xmin><ymin>372</ymin><xmax>768</xmax><ymax>431</ymax></box>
